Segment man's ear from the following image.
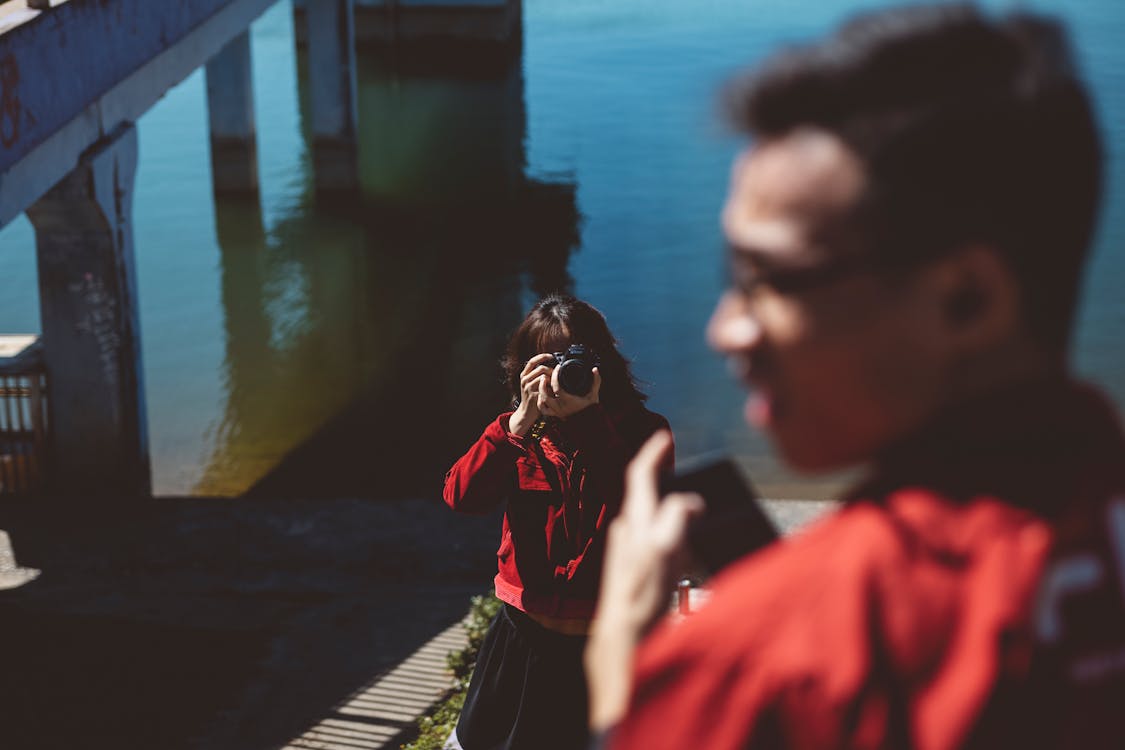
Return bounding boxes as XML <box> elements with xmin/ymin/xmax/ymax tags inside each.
<box><xmin>932</xmin><ymin>244</ymin><xmax>1021</xmax><ymax>351</ymax></box>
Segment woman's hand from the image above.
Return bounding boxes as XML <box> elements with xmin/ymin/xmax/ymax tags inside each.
<box><xmin>508</xmin><ymin>353</ymin><xmax>557</xmax><ymax>437</ymax></box>
<box><xmin>537</xmin><ymin>365</ymin><xmax>601</xmax><ymax>420</ymax></box>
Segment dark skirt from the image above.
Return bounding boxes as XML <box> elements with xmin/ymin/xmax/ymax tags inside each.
<box><xmin>454</xmin><ymin>604</ymin><xmax>590</xmax><ymax>750</ymax></box>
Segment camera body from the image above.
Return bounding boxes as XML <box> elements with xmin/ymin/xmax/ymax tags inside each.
<box><xmin>552</xmin><ymin>345</ymin><xmax>600</xmax><ymax>396</ymax></box>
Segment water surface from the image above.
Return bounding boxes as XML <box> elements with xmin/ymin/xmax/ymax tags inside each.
<box><xmin>1</xmin><ymin>0</ymin><xmax>1122</xmax><ymax>499</ymax></box>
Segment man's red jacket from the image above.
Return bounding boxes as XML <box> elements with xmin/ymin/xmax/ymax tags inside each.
<box><xmin>444</xmin><ymin>403</ymin><xmax>669</xmax><ymax>620</ymax></box>
<box><xmin>611</xmin><ymin>379</ymin><xmax>1125</xmax><ymax>749</ymax></box>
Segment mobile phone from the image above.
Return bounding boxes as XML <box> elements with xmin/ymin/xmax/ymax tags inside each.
<box><xmin>660</xmin><ymin>456</ymin><xmax>779</xmax><ymax>576</ymax></box>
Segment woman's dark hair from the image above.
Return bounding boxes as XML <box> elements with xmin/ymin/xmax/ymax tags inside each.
<box><xmin>724</xmin><ymin>4</ymin><xmax>1102</xmax><ymax>356</ymax></box>
<box><xmin>502</xmin><ymin>295</ymin><xmax>647</xmax><ymax>409</ymax></box>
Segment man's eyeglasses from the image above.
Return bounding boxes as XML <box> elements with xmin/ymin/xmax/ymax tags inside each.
<box><xmin>726</xmin><ymin>245</ymin><xmax>884</xmax><ymax>298</ymax></box>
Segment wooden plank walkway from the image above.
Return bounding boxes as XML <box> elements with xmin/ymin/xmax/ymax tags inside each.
<box><xmin>283</xmin><ymin>620</ymin><xmax>468</xmax><ymax>750</ymax></box>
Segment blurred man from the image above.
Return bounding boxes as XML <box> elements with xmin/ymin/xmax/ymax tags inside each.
<box><xmin>586</xmin><ymin>5</ymin><xmax>1125</xmax><ymax>748</ymax></box>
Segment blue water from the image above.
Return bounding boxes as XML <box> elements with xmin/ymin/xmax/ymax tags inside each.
<box><xmin>1</xmin><ymin>0</ymin><xmax>1123</xmax><ymax>498</ymax></box>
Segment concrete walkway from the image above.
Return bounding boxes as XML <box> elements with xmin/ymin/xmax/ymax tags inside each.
<box><xmin>0</xmin><ymin>496</ymin><xmax>836</xmax><ymax>749</ymax></box>
<box><xmin>270</xmin><ymin>498</ymin><xmax>838</xmax><ymax>750</ymax></box>
<box><xmin>284</xmin><ymin>621</ymin><xmax>468</xmax><ymax>750</ymax></box>
<box><xmin>0</xmin><ymin>497</ymin><xmax>499</xmax><ymax>750</ymax></box>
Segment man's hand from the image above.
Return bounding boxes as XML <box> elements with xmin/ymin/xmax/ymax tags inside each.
<box><xmin>585</xmin><ymin>431</ymin><xmax>702</xmax><ymax>731</ymax></box>
<box><xmin>537</xmin><ymin>365</ymin><xmax>601</xmax><ymax>420</ymax></box>
<box><xmin>508</xmin><ymin>353</ymin><xmax>557</xmax><ymax>437</ymax></box>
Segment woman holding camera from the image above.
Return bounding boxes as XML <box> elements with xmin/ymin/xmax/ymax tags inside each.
<box><xmin>443</xmin><ymin>294</ymin><xmax>671</xmax><ymax>750</ymax></box>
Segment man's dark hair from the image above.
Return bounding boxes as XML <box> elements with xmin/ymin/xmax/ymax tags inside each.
<box><xmin>726</xmin><ymin>3</ymin><xmax>1102</xmax><ymax>354</ymax></box>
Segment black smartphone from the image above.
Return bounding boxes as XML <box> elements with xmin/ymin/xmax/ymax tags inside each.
<box><xmin>660</xmin><ymin>456</ymin><xmax>779</xmax><ymax>576</ymax></box>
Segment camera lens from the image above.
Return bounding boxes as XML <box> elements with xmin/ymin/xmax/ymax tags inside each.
<box><xmin>558</xmin><ymin>360</ymin><xmax>594</xmax><ymax>396</ymax></box>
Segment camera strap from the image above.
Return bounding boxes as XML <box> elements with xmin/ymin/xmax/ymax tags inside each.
<box><xmin>528</xmin><ymin>418</ymin><xmax>549</xmax><ymax>441</ymax></box>
<box><xmin>529</xmin><ymin>432</ymin><xmax>567</xmax><ymax>496</ymax></box>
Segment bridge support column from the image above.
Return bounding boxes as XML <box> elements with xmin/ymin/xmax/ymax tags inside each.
<box><xmin>25</xmin><ymin>125</ymin><xmax>151</xmax><ymax>499</ymax></box>
<box><xmin>205</xmin><ymin>30</ymin><xmax>259</xmax><ymax>195</ymax></box>
<box><xmin>306</xmin><ymin>0</ymin><xmax>360</xmax><ymax>192</ymax></box>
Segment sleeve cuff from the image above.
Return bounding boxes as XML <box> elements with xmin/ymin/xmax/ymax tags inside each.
<box><xmin>492</xmin><ymin>412</ymin><xmax>532</xmax><ymax>452</ymax></box>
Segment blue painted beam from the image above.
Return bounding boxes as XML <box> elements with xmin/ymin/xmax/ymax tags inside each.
<box><xmin>0</xmin><ymin>0</ymin><xmax>277</xmax><ymax>226</ymax></box>
<box><xmin>295</xmin><ymin>0</ymin><xmax>513</xmax><ymax>8</ymax></box>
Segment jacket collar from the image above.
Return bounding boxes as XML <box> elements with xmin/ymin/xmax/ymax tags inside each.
<box><xmin>848</xmin><ymin>377</ymin><xmax>1125</xmax><ymax>519</ymax></box>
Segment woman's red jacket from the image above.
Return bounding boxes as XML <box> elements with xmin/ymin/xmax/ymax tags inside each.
<box><xmin>443</xmin><ymin>403</ymin><xmax>670</xmax><ymax>620</ymax></box>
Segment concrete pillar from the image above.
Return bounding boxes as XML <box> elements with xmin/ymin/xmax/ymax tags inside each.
<box><xmin>25</xmin><ymin>125</ymin><xmax>151</xmax><ymax>499</ymax></box>
<box><xmin>205</xmin><ymin>30</ymin><xmax>260</xmax><ymax>195</ymax></box>
<box><xmin>306</xmin><ymin>0</ymin><xmax>360</xmax><ymax>191</ymax></box>
<box><xmin>292</xmin><ymin>0</ymin><xmax>524</xmax><ymax>49</ymax></box>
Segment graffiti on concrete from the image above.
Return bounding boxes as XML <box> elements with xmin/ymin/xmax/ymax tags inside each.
<box><xmin>70</xmin><ymin>272</ymin><xmax>122</xmax><ymax>396</ymax></box>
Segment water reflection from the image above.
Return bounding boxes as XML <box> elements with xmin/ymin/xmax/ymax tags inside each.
<box><xmin>199</xmin><ymin>43</ymin><xmax>580</xmax><ymax>497</ymax></box>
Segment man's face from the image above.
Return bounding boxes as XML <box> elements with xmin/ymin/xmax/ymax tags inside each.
<box><xmin>708</xmin><ymin>130</ymin><xmax>946</xmax><ymax>471</ymax></box>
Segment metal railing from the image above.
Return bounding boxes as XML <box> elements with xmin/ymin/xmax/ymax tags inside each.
<box><xmin>0</xmin><ymin>336</ymin><xmax>47</xmax><ymax>496</ymax></box>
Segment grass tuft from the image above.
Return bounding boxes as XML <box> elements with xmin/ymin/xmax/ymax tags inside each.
<box><xmin>401</xmin><ymin>593</ymin><xmax>501</xmax><ymax>750</ymax></box>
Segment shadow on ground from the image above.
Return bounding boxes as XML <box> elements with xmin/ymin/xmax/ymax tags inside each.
<box><xmin>0</xmin><ymin>496</ymin><xmax>499</xmax><ymax>750</ymax></box>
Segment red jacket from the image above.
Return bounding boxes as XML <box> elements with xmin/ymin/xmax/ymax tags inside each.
<box><xmin>611</xmin><ymin>379</ymin><xmax>1125</xmax><ymax>749</ymax></box>
<box><xmin>444</xmin><ymin>403</ymin><xmax>670</xmax><ymax>620</ymax></box>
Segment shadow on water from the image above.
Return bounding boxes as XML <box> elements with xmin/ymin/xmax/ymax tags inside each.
<box><xmin>236</xmin><ymin>176</ymin><xmax>580</xmax><ymax>500</ymax></box>
<box><xmin>197</xmin><ymin>35</ymin><xmax>581</xmax><ymax>499</ymax></box>
<box><xmin>0</xmin><ymin>38</ymin><xmax>576</xmax><ymax>750</ymax></box>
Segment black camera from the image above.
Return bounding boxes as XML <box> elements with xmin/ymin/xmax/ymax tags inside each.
<box><xmin>660</xmin><ymin>456</ymin><xmax>778</xmax><ymax>576</ymax></box>
<box><xmin>552</xmin><ymin>345</ymin><xmax>600</xmax><ymax>396</ymax></box>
